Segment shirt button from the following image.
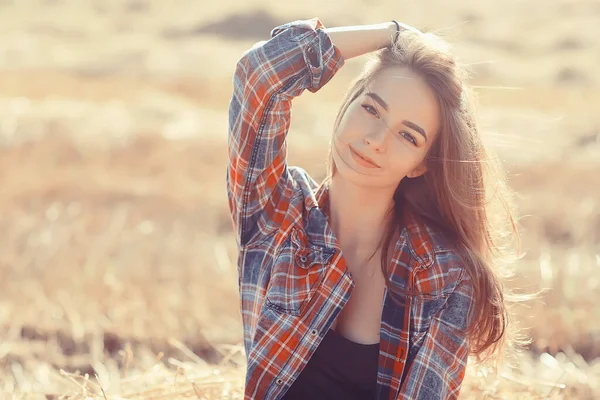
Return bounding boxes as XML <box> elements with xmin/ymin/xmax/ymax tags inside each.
<box><xmin>276</xmin><ymin>378</ymin><xmax>284</xmax><ymax>385</ymax></box>
<box><xmin>307</xmin><ymin>47</ymin><xmax>315</xmax><ymax>54</ymax></box>
<box><xmin>299</xmin><ymin>255</ymin><xmax>308</xmax><ymax>264</ymax></box>
<box><xmin>310</xmin><ymin>329</ymin><xmax>318</xmax><ymax>336</ymax></box>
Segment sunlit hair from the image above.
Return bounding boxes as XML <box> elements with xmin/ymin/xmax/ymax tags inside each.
<box><xmin>325</xmin><ymin>30</ymin><xmax>531</xmax><ymax>364</ymax></box>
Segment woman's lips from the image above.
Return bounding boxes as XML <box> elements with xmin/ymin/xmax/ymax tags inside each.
<box><xmin>349</xmin><ymin>146</ymin><xmax>380</xmax><ymax>168</ymax></box>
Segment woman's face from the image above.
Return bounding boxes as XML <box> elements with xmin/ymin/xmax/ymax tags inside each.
<box><xmin>332</xmin><ymin>66</ymin><xmax>440</xmax><ymax>189</ymax></box>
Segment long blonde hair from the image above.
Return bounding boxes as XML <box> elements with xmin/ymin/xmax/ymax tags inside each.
<box><xmin>326</xmin><ymin>30</ymin><xmax>528</xmax><ymax>363</ymax></box>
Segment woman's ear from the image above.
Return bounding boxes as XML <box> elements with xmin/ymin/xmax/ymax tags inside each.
<box><xmin>407</xmin><ymin>162</ymin><xmax>428</xmax><ymax>179</ymax></box>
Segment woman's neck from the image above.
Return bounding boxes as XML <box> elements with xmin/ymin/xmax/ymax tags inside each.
<box><xmin>327</xmin><ymin>174</ymin><xmax>395</xmax><ymax>258</ymax></box>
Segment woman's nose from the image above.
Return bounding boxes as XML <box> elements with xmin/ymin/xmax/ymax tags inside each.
<box><xmin>364</xmin><ymin>127</ymin><xmax>387</xmax><ymax>150</ymax></box>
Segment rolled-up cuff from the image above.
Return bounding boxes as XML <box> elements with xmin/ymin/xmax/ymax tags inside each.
<box><xmin>270</xmin><ymin>17</ymin><xmax>344</xmax><ymax>92</ymax></box>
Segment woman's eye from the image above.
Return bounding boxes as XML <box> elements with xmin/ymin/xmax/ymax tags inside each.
<box><xmin>400</xmin><ymin>132</ymin><xmax>417</xmax><ymax>145</ymax></box>
<box><xmin>361</xmin><ymin>104</ymin><xmax>378</xmax><ymax>117</ymax></box>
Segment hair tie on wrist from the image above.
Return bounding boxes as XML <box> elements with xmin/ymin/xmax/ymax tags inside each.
<box><xmin>391</xmin><ymin>20</ymin><xmax>401</xmax><ymax>45</ymax></box>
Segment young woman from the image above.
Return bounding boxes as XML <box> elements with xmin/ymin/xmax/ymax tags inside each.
<box><xmin>227</xmin><ymin>17</ymin><xmax>518</xmax><ymax>400</ymax></box>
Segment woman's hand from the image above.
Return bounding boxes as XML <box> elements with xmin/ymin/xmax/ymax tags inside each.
<box><xmin>395</xmin><ymin>21</ymin><xmax>422</xmax><ymax>36</ymax></box>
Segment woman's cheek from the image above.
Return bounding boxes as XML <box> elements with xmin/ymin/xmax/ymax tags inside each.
<box><xmin>335</xmin><ymin>117</ymin><xmax>355</xmax><ymax>143</ymax></box>
<box><xmin>389</xmin><ymin>147</ymin><xmax>414</xmax><ymax>170</ymax></box>
<box><xmin>343</xmin><ymin>113</ymin><xmax>367</xmax><ymax>141</ymax></box>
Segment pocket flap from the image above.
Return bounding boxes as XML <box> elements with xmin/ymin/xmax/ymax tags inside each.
<box><xmin>290</xmin><ymin>227</ymin><xmax>335</xmax><ymax>269</ymax></box>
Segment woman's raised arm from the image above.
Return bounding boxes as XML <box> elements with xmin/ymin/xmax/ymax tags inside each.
<box><xmin>226</xmin><ymin>18</ymin><xmax>405</xmax><ymax>247</ymax></box>
<box><xmin>227</xmin><ymin>18</ymin><xmax>343</xmax><ymax>247</ymax></box>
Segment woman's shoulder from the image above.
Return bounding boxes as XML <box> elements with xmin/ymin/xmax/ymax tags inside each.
<box><xmin>288</xmin><ymin>165</ymin><xmax>318</xmax><ymax>187</ymax></box>
<box><xmin>403</xmin><ymin>208</ymin><xmax>461</xmax><ymax>258</ymax></box>
<box><xmin>273</xmin><ymin>166</ymin><xmax>323</xmax><ymax>219</ymax></box>
<box><xmin>286</xmin><ymin>166</ymin><xmax>323</xmax><ymax>202</ymax></box>
<box><xmin>402</xmin><ymin>209</ymin><xmax>467</xmax><ymax>295</ymax></box>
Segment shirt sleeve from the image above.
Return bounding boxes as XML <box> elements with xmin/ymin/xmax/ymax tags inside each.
<box><xmin>227</xmin><ymin>18</ymin><xmax>344</xmax><ymax>247</ymax></box>
<box><xmin>397</xmin><ymin>272</ymin><xmax>476</xmax><ymax>400</ymax></box>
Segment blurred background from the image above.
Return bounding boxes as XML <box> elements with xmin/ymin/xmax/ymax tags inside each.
<box><xmin>0</xmin><ymin>0</ymin><xmax>598</xmax><ymax>398</ymax></box>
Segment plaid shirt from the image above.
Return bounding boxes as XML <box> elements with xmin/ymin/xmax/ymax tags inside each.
<box><xmin>227</xmin><ymin>18</ymin><xmax>476</xmax><ymax>400</ymax></box>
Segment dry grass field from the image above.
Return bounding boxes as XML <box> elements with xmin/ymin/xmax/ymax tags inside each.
<box><xmin>0</xmin><ymin>0</ymin><xmax>599</xmax><ymax>398</ymax></box>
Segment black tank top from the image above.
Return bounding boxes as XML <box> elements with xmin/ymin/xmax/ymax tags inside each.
<box><xmin>281</xmin><ymin>328</ymin><xmax>380</xmax><ymax>400</ymax></box>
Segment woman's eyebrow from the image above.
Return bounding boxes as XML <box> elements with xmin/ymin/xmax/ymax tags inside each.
<box><xmin>402</xmin><ymin>120</ymin><xmax>428</xmax><ymax>142</ymax></box>
<box><xmin>365</xmin><ymin>92</ymin><xmax>428</xmax><ymax>142</ymax></box>
<box><xmin>365</xmin><ymin>92</ymin><xmax>389</xmax><ymax>111</ymax></box>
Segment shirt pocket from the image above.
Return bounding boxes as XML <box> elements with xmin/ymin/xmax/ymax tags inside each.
<box><xmin>265</xmin><ymin>227</ymin><xmax>335</xmax><ymax>316</ymax></box>
<box><xmin>409</xmin><ymin>295</ymin><xmax>448</xmax><ymax>349</ymax></box>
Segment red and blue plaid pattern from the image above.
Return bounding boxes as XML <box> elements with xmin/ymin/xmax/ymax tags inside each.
<box><xmin>227</xmin><ymin>18</ymin><xmax>476</xmax><ymax>400</ymax></box>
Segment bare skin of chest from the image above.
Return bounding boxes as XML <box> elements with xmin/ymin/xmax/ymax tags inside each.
<box><xmin>330</xmin><ymin>254</ymin><xmax>387</xmax><ymax>345</ymax></box>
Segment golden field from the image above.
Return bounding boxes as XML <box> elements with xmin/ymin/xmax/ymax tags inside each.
<box><xmin>0</xmin><ymin>0</ymin><xmax>599</xmax><ymax>398</ymax></box>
